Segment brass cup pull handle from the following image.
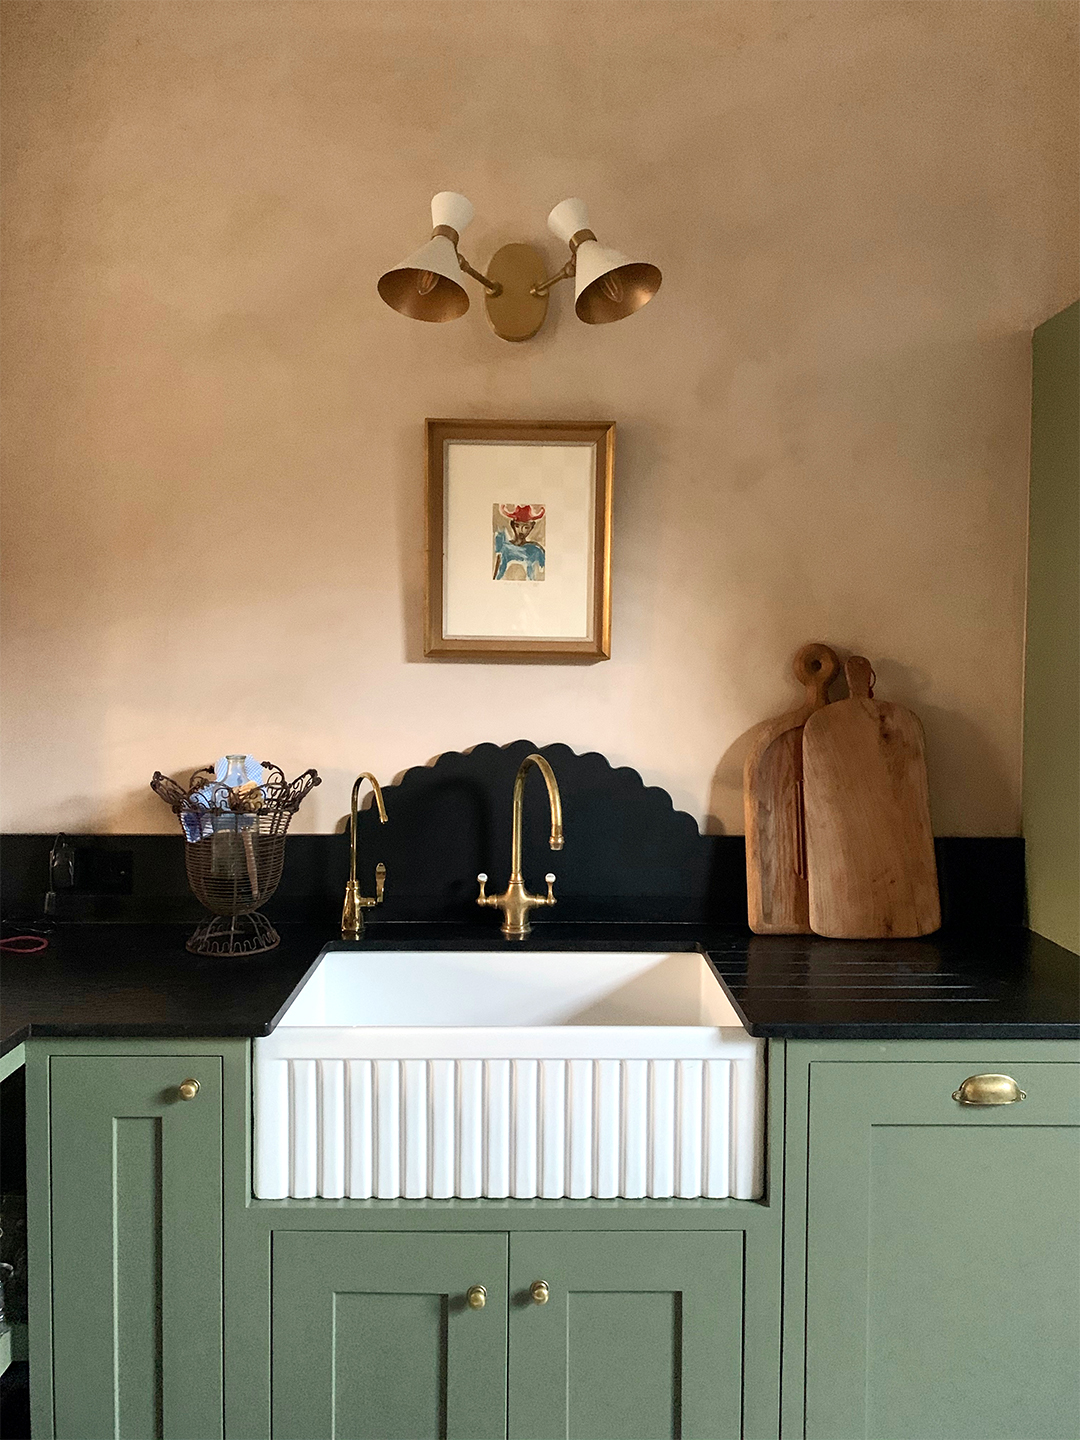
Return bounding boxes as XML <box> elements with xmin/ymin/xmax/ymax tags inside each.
<box><xmin>952</xmin><ymin>1073</ymin><xmax>1026</xmax><ymax>1106</ymax></box>
<box><xmin>466</xmin><ymin>1285</ymin><xmax>487</xmax><ymax>1310</ymax></box>
<box><xmin>178</xmin><ymin>1078</ymin><xmax>200</xmax><ymax>1101</ymax></box>
<box><xmin>530</xmin><ymin>1280</ymin><xmax>550</xmax><ymax>1305</ymax></box>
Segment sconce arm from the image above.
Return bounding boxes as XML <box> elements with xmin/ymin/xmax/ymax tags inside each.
<box><xmin>530</xmin><ymin>257</ymin><xmax>576</xmax><ymax>297</ymax></box>
<box><xmin>458</xmin><ymin>253</ymin><xmax>502</xmax><ymax>296</ymax></box>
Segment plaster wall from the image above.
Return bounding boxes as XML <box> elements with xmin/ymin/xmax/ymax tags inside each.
<box><xmin>2</xmin><ymin>0</ymin><xmax>1077</xmax><ymax>834</ymax></box>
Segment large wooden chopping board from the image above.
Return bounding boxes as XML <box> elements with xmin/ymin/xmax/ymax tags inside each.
<box><xmin>744</xmin><ymin>643</ymin><xmax>840</xmax><ymax>933</ymax></box>
<box><xmin>802</xmin><ymin>656</ymin><xmax>940</xmax><ymax>938</ymax></box>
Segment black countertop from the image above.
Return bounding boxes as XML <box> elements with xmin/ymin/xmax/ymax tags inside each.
<box><xmin>2</xmin><ymin>919</ymin><xmax>1077</xmax><ymax>1054</ymax></box>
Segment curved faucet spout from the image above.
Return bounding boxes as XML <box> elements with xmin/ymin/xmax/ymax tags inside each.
<box><xmin>511</xmin><ymin>754</ymin><xmax>564</xmax><ymax>879</ymax></box>
<box><xmin>349</xmin><ymin>772</ymin><xmax>388</xmax><ymax>884</ymax></box>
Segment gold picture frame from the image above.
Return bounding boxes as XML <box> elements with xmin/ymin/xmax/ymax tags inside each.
<box><xmin>425</xmin><ymin>418</ymin><xmax>614</xmax><ymax>659</ymax></box>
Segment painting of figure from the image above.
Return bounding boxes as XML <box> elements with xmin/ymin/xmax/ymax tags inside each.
<box><xmin>493</xmin><ymin>503</ymin><xmax>546</xmax><ymax>581</ymax></box>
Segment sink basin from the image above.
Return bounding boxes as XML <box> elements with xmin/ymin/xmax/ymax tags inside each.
<box><xmin>253</xmin><ymin>950</ymin><xmax>764</xmax><ymax>1201</ymax></box>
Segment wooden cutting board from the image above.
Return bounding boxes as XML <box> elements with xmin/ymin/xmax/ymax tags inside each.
<box><xmin>802</xmin><ymin>656</ymin><xmax>940</xmax><ymax>938</ymax></box>
<box><xmin>744</xmin><ymin>643</ymin><xmax>840</xmax><ymax>933</ymax></box>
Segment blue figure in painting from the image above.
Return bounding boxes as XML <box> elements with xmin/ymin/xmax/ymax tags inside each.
<box><xmin>493</xmin><ymin>528</ymin><xmax>546</xmax><ymax>580</ymax></box>
<box><xmin>493</xmin><ymin>503</ymin><xmax>546</xmax><ymax>580</ymax></box>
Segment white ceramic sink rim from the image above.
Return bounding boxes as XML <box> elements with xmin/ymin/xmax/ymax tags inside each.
<box><xmin>269</xmin><ymin>949</ymin><xmax>750</xmax><ymax>1056</ymax></box>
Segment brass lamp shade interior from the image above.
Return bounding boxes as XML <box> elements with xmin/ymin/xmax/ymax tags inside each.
<box><xmin>377</xmin><ymin>265</ymin><xmax>469</xmax><ymax>322</ymax></box>
<box><xmin>576</xmin><ymin>260</ymin><xmax>662</xmax><ymax>325</ymax></box>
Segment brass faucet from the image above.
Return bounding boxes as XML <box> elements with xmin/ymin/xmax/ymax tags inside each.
<box><xmin>477</xmin><ymin>753</ymin><xmax>564</xmax><ymax>940</ymax></box>
<box><xmin>341</xmin><ymin>772</ymin><xmax>388</xmax><ymax>940</ymax></box>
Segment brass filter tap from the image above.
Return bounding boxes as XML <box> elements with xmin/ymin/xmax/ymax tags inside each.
<box><xmin>341</xmin><ymin>772</ymin><xmax>388</xmax><ymax>940</ymax></box>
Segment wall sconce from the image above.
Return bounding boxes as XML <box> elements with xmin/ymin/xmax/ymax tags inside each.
<box><xmin>377</xmin><ymin>192</ymin><xmax>661</xmax><ymax>342</ymax></box>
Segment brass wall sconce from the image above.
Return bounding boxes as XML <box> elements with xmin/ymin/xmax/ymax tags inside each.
<box><xmin>377</xmin><ymin>193</ymin><xmax>661</xmax><ymax>343</ymax></box>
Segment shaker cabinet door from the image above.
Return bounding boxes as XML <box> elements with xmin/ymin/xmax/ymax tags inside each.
<box><xmin>49</xmin><ymin>1055</ymin><xmax>224</xmax><ymax>1440</ymax></box>
<box><xmin>508</xmin><ymin>1231</ymin><xmax>744</xmax><ymax>1440</ymax></box>
<box><xmin>271</xmin><ymin>1231</ymin><xmax>508</xmax><ymax>1440</ymax></box>
<box><xmin>803</xmin><ymin>1060</ymin><xmax>1080</xmax><ymax>1440</ymax></box>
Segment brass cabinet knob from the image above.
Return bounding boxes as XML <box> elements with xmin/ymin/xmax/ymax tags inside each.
<box><xmin>178</xmin><ymin>1078</ymin><xmax>200</xmax><ymax>1101</ymax></box>
<box><xmin>952</xmin><ymin>1073</ymin><xmax>1026</xmax><ymax>1106</ymax></box>
<box><xmin>466</xmin><ymin>1285</ymin><xmax>487</xmax><ymax>1310</ymax></box>
<box><xmin>530</xmin><ymin>1280</ymin><xmax>550</xmax><ymax>1305</ymax></box>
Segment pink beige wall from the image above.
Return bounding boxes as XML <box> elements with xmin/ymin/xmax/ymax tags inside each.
<box><xmin>2</xmin><ymin>0</ymin><xmax>1077</xmax><ymax>835</ymax></box>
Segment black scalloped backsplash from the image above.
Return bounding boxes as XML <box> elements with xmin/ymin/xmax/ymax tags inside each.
<box><xmin>1</xmin><ymin>739</ymin><xmax>1024</xmax><ymax>931</ymax></box>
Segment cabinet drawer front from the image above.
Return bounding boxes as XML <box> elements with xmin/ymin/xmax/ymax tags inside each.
<box><xmin>509</xmin><ymin>1231</ymin><xmax>744</xmax><ymax>1440</ymax></box>
<box><xmin>271</xmin><ymin>1231</ymin><xmax>508</xmax><ymax>1440</ymax></box>
<box><xmin>804</xmin><ymin>1060</ymin><xmax>1080</xmax><ymax>1440</ymax></box>
<box><xmin>812</xmin><ymin>1056</ymin><xmax>1080</xmax><ymax>1126</ymax></box>
<box><xmin>49</xmin><ymin>1055</ymin><xmax>224</xmax><ymax>1440</ymax></box>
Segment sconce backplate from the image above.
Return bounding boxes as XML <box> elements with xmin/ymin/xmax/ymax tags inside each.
<box><xmin>484</xmin><ymin>243</ymin><xmax>549</xmax><ymax>342</ymax></box>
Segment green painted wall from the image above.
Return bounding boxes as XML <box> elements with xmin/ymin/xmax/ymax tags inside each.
<box><xmin>1024</xmin><ymin>300</ymin><xmax>1079</xmax><ymax>951</ymax></box>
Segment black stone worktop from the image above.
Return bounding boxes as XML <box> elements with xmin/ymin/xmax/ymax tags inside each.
<box><xmin>2</xmin><ymin>919</ymin><xmax>1077</xmax><ymax>1055</ymax></box>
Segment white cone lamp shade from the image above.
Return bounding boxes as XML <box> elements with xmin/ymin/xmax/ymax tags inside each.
<box><xmin>377</xmin><ymin>235</ymin><xmax>467</xmax><ymax>321</ymax></box>
<box><xmin>547</xmin><ymin>197</ymin><xmax>662</xmax><ymax>325</ymax></box>
<box><xmin>378</xmin><ymin>192</ymin><xmax>476</xmax><ymax>322</ymax></box>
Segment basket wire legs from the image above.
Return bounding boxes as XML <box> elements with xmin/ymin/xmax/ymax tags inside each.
<box><xmin>186</xmin><ymin>911</ymin><xmax>280</xmax><ymax>956</ymax></box>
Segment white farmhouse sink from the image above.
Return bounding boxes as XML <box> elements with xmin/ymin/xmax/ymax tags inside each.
<box><xmin>253</xmin><ymin>950</ymin><xmax>764</xmax><ymax>1202</ymax></box>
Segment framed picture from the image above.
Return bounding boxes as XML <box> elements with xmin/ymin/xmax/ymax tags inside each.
<box><xmin>425</xmin><ymin>418</ymin><xmax>614</xmax><ymax>659</ymax></box>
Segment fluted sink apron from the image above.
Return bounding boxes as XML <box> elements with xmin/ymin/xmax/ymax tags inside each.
<box><xmin>253</xmin><ymin>950</ymin><xmax>764</xmax><ymax>1201</ymax></box>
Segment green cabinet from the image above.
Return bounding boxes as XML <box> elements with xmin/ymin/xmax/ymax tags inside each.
<box><xmin>272</xmin><ymin>1232</ymin><xmax>508</xmax><ymax>1440</ymax></box>
<box><xmin>35</xmin><ymin>1049</ymin><xmax>225</xmax><ymax>1440</ymax></box>
<box><xmin>270</xmin><ymin>1229</ymin><xmax>746</xmax><ymax>1440</ymax></box>
<box><xmin>788</xmin><ymin>1047</ymin><xmax>1080</xmax><ymax>1440</ymax></box>
<box><xmin>32</xmin><ymin>1033</ymin><xmax>1078</xmax><ymax>1440</ymax></box>
<box><xmin>509</xmin><ymin>1231</ymin><xmax>744</xmax><ymax>1440</ymax></box>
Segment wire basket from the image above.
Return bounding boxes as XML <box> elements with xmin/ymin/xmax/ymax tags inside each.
<box><xmin>151</xmin><ymin>762</ymin><xmax>321</xmax><ymax>955</ymax></box>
